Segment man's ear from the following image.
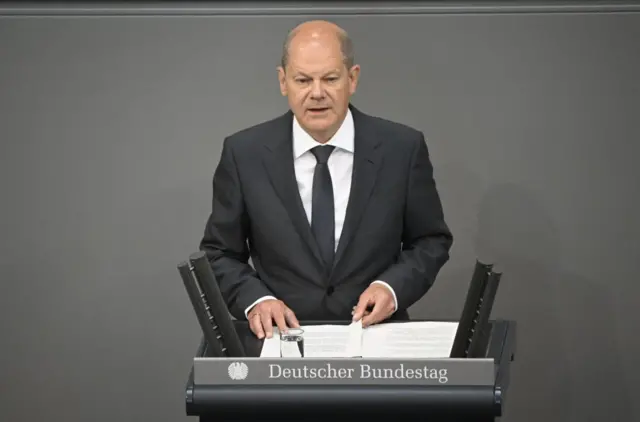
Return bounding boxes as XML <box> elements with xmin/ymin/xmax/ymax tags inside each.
<box><xmin>348</xmin><ymin>64</ymin><xmax>361</xmax><ymax>95</ymax></box>
<box><xmin>277</xmin><ymin>66</ymin><xmax>287</xmax><ymax>96</ymax></box>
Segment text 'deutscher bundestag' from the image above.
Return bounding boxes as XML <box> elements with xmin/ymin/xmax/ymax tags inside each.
<box><xmin>193</xmin><ymin>358</ymin><xmax>495</xmax><ymax>386</ymax></box>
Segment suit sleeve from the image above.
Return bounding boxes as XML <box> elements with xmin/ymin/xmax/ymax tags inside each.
<box><xmin>199</xmin><ymin>138</ymin><xmax>274</xmax><ymax>319</ymax></box>
<box><xmin>376</xmin><ymin>132</ymin><xmax>453</xmax><ymax>311</ymax></box>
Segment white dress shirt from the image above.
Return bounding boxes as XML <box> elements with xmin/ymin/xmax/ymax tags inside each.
<box><xmin>244</xmin><ymin>109</ymin><xmax>398</xmax><ymax>318</ymax></box>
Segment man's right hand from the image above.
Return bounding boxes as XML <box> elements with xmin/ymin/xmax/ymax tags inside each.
<box><xmin>247</xmin><ymin>299</ymin><xmax>300</xmax><ymax>339</ymax></box>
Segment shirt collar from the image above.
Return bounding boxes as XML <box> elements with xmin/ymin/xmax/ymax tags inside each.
<box><xmin>292</xmin><ymin>108</ymin><xmax>354</xmax><ymax>159</ymax></box>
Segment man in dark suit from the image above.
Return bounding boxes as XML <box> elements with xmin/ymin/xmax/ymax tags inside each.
<box><xmin>199</xmin><ymin>20</ymin><xmax>453</xmax><ymax>339</ymax></box>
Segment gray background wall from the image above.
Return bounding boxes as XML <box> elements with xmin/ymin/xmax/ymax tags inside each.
<box><xmin>1</xmin><ymin>1</ymin><xmax>639</xmax><ymax>421</ymax></box>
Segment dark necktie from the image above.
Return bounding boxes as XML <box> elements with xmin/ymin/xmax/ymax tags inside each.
<box><xmin>310</xmin><ymin>145</ymin><xmax>336</xmax><ymax>268</ymax></box>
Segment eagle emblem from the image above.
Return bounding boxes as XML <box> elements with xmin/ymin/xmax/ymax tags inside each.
<box><xmin>227</xmin><ymin>361</ymin><xmax>249</xmax><ymax>380</ymax></box>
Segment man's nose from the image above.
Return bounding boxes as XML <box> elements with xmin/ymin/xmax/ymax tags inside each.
<box><xmin>309</xmin><ymin>81</ymin><xmax>325</xmax><ymax>99</ymax></box>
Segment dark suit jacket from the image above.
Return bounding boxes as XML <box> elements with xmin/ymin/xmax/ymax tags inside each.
<box><xmin>199</xmin><ymin>104</ymin><xmax>453</xmax><ymax>321</ymax></box>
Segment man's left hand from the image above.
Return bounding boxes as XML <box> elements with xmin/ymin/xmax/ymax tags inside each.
<box><xmin>352</xmin><ymin>284</ymin><xmax>396</xmax><ymax>327</ymax></box>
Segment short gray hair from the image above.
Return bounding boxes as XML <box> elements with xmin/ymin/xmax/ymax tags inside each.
<box><xmin>280</xmin><ymin>26</ymin><xmax>354</xmax><ymax>70</ymax></box>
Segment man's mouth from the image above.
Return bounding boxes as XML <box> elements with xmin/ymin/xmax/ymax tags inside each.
<box><xmin>308</xmin><ymin>107</ymin><xmax>329</xmax><ymax>113</ymax></box>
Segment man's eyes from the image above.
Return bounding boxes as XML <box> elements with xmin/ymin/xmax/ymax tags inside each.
<box><xmin>295</xmin><ymin>77</ymin><xmax>338</xmax><ymax>83</ymax></box>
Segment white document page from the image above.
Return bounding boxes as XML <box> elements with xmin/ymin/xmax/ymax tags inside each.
<box><xmin>260</xmin><ymin>331</ymin><xmax>282</xmax><ymax>357</ymax></box>
<box><xmin>361</xmin><ymin>321</ymin><xmax>459</xmax><ymax>358</ymax></box>
<box><xmin>260</xmin><ymin>321</ymin><xmax>363</xmax><ymax>358</ymax></box>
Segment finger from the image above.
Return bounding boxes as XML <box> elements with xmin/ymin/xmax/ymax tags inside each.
<box><xmin>351</xmin><ymin>308</ymin><xmax>371</xmax><ymax>316</ymax></box>
<box><xmin>352</xmin><ymin>295</ymin><xmax>374</xmax><ymax>322</ymax></box>
<box><xmin>284</xmin><ymin>308</ymin><xmax>300</xmax><ymax>328</ymax></box>
<box><xmin>273</xmin><ymin>307</ymin><xmax>289</xmax><ymax>334</ymax></box>
<box><xmin>260</xmin><ymin>311</ymin><xmax>274</xmax><ymax>338</ymax></box>
<box><xmin>250</xmin><ymin>313</ymin><xmax>265</xmax><ymax>339</ymax></box>
<box><xmin>362</xmin><ymin>301</ymin><xmax>385</xmax><ymax>328</ymax></box>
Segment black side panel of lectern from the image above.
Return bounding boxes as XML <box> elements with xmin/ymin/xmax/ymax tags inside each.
<box><xmin>468</xmin><ymin>269</ymin><xmax>503</xmax><ymax>358</ymax></box>
<box><xmin>450</xmin><ymin>259</ymin><xmax>504</xmax><ymax>359</ymax></box>
<box><xmin>177</xmin><ymin>252</ymin><xmax>246</xmax><ymax>357</ymax></box>
<box><xmin>188</xmin><ymin>252</ymin><xmax>246</xmax><ymax>357</ymax></box>
<box><xmin>178</xmin><ymin>261</ymin><xmax>226</xmax><ymax>358</ymax></box>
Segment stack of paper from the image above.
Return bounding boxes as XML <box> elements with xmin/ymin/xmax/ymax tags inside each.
<box><xmin>260</xmin><ymin>320</ymin><xmax>459</xmax><ymax>358</ymax></box>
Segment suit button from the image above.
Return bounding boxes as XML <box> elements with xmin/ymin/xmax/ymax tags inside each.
<box><xmin>326</xmin><ymin>286</ymin><xmax>334</xmax><ymax>296</ymax></box>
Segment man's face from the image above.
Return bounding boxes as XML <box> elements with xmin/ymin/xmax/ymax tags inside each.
<box><xmin>278</xmin><ymin>36</ymin><xmax>360</xmax><ymax>142</ymax></box>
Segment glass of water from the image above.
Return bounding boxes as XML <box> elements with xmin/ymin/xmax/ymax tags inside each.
<box><xmin>280</xmin><ymin>328</ymin><xmax>304</xmax><ymax>357</ymax></box>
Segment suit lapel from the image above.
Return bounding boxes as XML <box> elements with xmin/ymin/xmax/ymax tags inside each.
<box><xmin>332</xmin><ymin>106</ymin><xmax>383</xmax><ymax>275</ymax></box>
<box><xmin>262</xmin><ymin>111</ymin><xmax>325</xmax><ymax>271</ymax></box>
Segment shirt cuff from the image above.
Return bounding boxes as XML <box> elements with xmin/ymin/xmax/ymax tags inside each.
<box><xmin>371</xmin><ymin>280</ymin><xmax>398</xmax><ymax>313</ymax></box>
<box><xmin>244</xmin><ymin>295</ymin><xmax>277</xmax><ymax>319</ymax></box>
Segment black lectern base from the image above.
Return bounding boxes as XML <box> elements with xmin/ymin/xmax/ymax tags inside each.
<box><xmin>186</xmin><ymin>319</ymin><xmax>516</xmax><ymax>422</ymax></box>
<box><xmin>195</xmin><ymin>391</ymin><xmax>502</xmax><ymax>422</ymax></box>
<box><xmin>198</xmin><ymin>411</ymin><xmax>498</xmax><ymax>422</ymax></box>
